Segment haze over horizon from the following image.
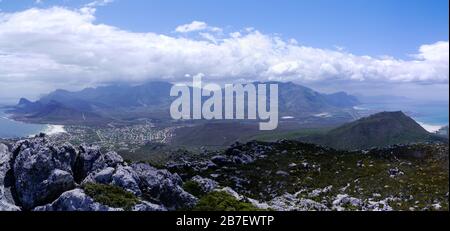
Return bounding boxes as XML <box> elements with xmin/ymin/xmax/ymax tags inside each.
<box><xmin>0</xmin><ymin>0</ymin><xmax>448</xmax><ymax>104</ymax></box>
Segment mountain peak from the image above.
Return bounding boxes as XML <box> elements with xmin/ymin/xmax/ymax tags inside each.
<box><xmin>17</xmin><ymin>98</ymin><xmax>32</xmax><ymax>106</ymax></box>
<box><xmin>310</xmin><ymin>111</ymin><xmax>435</xmax><ymax>150</ymax></box>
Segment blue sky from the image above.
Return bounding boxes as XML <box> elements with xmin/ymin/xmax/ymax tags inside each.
<box><xmin>0</xmin><ymin>0</ymin><xmax>448</xmax><ymax>58</ymax></box>
<box><xmin>0</xmin><ymin>0</ymin><xmax>448</xmax><ymax>104</ymax></box>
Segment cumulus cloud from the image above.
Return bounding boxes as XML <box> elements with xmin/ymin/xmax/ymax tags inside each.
<box><xmin>175</xmin><ymin>20</ymin><xmax>221</xmax><ymax>33</ymax></box>
<box><xmin>175</xmin><ymin>21</ymin><xmax>208</xmax><ymax>33</ymax></box>
<box><xmin>0</xmin><ymin>7</ymin><xmax>448</xmax><ymax>102</ymax></box>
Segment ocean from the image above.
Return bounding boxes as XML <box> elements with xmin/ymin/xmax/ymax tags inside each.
<box><xmin>0</xmin><ymin>108</ymin><xmax>66</xmax><ymax>139</ymax></box>
<box><xmin>355</xmin><ymin>100</ymin><xmax>449</xmax><ymax>132</ymax></box>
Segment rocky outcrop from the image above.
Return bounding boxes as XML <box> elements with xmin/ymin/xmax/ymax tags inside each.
<box><xmin>111</xmin><ymin>165</ymin><xmax>142</xmax><ymax>196</ymax></box>
<box><xmin>82</xmin><ymin>167</ymin><xmax>115</xmax><ymax>185</ymax></box>
<box><xmin>132</xmin><ymin>163</ymin><xmax>197</xmax><ymax>210</ymax></box>
<box><xmin>0</xmin><ymin>136</ymin><xmax>198</xmax><ymax>211</ymax></box>
<box><xmin>132</xmin><ymin>200</ymin><xmax>167</xmax><ymax>211</ymax></box>
<box><xmin>191</xmin><ymin>175</ymin><xmax>218</xmax><ymax>193</ymax></box>
<box><xmin>0</xmin><ymin>144</ymin><xmax>20</xmax><ymax>211</ymax></box>
<box><xmin>12</xmin><ymin>138</ymin><xmax>76</xmax><ymax>209</ymax></box>
<box><xmin>74</xmin><ymin>146</ymin><xmax>123</xmax><ymax>182</ymax></box>
<box><xmin>33</xmin><ymin>189</ymin><xmax>121</xmax><ymax>211</ymax></box>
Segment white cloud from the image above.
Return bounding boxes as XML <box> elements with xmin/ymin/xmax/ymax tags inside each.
<box><xmin>0</xmin><ymin>7</ymin><xmax>448</xmax><ymax>103</ymax></box>
<box><xmin>175</xmin><ymin>20</ymin><xmax>221</xmax><ymax>33</ymax></box>
<box><xmin>85</xmin><ymin>0</ymin><xmax>114</xmax><ymax>8</ymax></box>
<box><xmin>175</xmin><ymin>21</ymin><xmax>208</xmax><ymax>33</ymax></box>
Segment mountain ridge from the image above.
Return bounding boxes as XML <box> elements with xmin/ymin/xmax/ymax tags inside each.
<box><xmin>305</xmin><ymin>111</ymin><xmax>444</xmax><ymax>150</ymax></box>
<box><xmin>8</xmin><ymin>81</ymin><xmax>360</xmax><ymax>125</ymax></box>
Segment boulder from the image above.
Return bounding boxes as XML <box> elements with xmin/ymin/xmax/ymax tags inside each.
<box><xmin>211</xmin><ymin>155</ymin><xmax>231</xmax><ymax>166</ymax></box>
<box><xmin>132</xmin><ymin>200</ymin><xmax>167</xmax><ymax>211</ymax></box>
<box><xmin>111</xmin><ymin>165</ymin><xmax>141</xmax><ymax>196</ymax></box>
<box><xmin>13</xmin><ymin>139</ymin><xmax>76</xmax><ymax>209</ymax></box>
<box><xmin>332</xmin><ymin>194</ymin><xmax>363</xmax><ymax>211</ymax></box>
<box><xmin>132</xmin><ymin>163</ymin><xmax>197</xmax><ymax>210</ymax></box>
<box><xmin>74</xmin><ymin>145</ymin><xmax>103</xmax><ymax>182</ymax></box>
<box><xmin>388</xmin><ymin>167</ymin><xmax>404</xmax><ymax>178</ymax></box>
<box><xmin>34</xmin><ymin>189</ymin><xmax>121</xmax><ymax>211</ymax></box>
<box><xmin>0</xmin><ymin>144</ymin><xmax>20</xmax><ymax>211</ymax></box>
<box><xmin>75</xmin><ymin>146</ymin><xmax>124</xmax><ymax>183</ymax></box>
<box><xmin>191</xmin><ymin>175</ymin><xmax>218</xmax><ymax>193</ymax></box>
<box><xmin>266</xmin><ymin>193</ymin><xmax>329</xmax><ymax>211</ymax></box>
<box><xmin>103</xmin><ymin>151</ymin><xmax>124</xmax><ymax>168</ymax></box>
<box><xmin>82</xmin><ymin>167</ymin><xmax>115</xmax><ymax>185</ymax></box>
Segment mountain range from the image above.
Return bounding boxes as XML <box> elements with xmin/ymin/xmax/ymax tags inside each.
<box><xmin>8</xmin><ymin>81</ymin><xmax>360</xmax><ymax>125</ymax></box>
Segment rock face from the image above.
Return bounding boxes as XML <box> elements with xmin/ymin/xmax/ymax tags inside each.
<box><xmin>34</xmin><ymin>189</ymin><xmax>121</xmax><ymax>211</ymax></box>
<box><xmin>0</xmin><ymin>144</ymin><xmax>21</xmax><ymax>211</ymax></box>
<box><xmin>74</xmin><ymin>146</ymin><xmax>123</xmax><ymax>182</ymax></box>
<box><xmin>12</xmin><ymin>138</ymin><xmax>76</xmax><ymax>209</ymax></box>
<box><xmin>132</xmin><ymin>163</ymin><xmax>197</xmax><ymax>210</ymax></box>
<box><xmin>111</xmin><ymin>165</ymin><xmax>142</xmax><ymax>196</ymax></box>
<box><xmin>132</xmin><ymin>201</ymin><xmax>167</xmax><ymax>211</ymax></box>
<box><xmin>208</xmin><ymin>141</ymin><xmax>273</xmax><ymax>167</ymax></box>
<box><xmin>0</xmin><ymin>136</ymin><xmax>198</xmax><ymax>211</ymax></box>
<box><xmin>191</xmin><ymin>175</ymin><xmax>218</xmax><ymax>193</ymax></box>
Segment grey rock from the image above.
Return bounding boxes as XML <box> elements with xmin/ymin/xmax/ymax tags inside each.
<box><xmin>191</xmin><ymin>175</ymin><xmax>218</xmax><ymax>193</ymax></box>
<box><xmin>211</xmin><ymin>155</ymin><xmax>231</xmax><ymax>166</ymax></box>
<box><xmin>112</xmin><ymin>165</ymin><xmax>141</xmax><ymax>196</ymax></box>
<box><xmin>388</xmin><ymin>167</ymin><xmax>404</xmax><ymax>178</ymax></box>
<box><xmin>276</xmin><ymin>170</ymin><xmax>289</xmax><ymax>176</ymax></box>
<box><xmin>0</xmin><ymin>144</ymin><xmax>11</xmax><ymax>183</ymax></box>
<box><xmin>216</xmin><ymin>187</ymin><xmax>244</xmax><ymax>201</ymax></box>
<box><xmin>0</xmin><ymin>186</ymin><xmax>20</xmax><ymax>211</ymax></box>
<box><xmin>232</xmin><ymin>154</ymin><xmax>254</xmax><ymax>165</ymax></box>
<box><xmin>332</xmin><ymin>194</ymin><xmax>363</xmax><ymax>210</ymax></box>
<box><xmin>34</xmin><ymin>189</ymin><xmax>121</xmax><ymax>211</ymax></box>
<box><xmin>75</xmin><ymin>146</ymin><xmax>124</xmax><ymax>182</ymax></box>
<box><xmin>0</xmin><ymin>144</ymin><xmax>20</xmax><ymax>211</ymax></box>
<box><xmin>132</xmin><ymin>200</ymin><xmax>167</xmax><ymax>211</ymax></box>
<box><xmin>82</xmin><ymin>167</ymin><xmax>115</xmax><ymax>185</ymax></box>
<box><xmin>132</xmin><ymin>163</ymin><xmax>197</xmax><ymax>210</ymax></box>
<box><xmin>75</xmin><ymin>145</ymin><xmax>104</xmax><ymax>181</ymax></box>
<box><xmin>13</xmin><ymin>138</ymin><xmax>75</xmax><ymax>209</ymax></box>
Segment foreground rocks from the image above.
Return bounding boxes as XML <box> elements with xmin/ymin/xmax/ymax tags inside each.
<box><xmin>0</xmin><ymin>144</ymin><xmax>21</xmax><ymax>211</ymax></box>
<box><xmin>1</xmin><ymin>137</ymin><xmax>448</xmax><ymax>211</ymax></box>
<box><xmin>0</xmin><ymin>135</ymin><xmax>197</xmax><ymax>211</ymax></box>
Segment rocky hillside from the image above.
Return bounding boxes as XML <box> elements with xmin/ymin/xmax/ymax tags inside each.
<box><xmin>1</xmin><ymin>135</ymin><xmax>448</xmax><ymax>211</ymax></box>
<box><xmin>306</xmin><ymin>111</ymin><xmax>443</xmax><ymax>150</ymax></box>
<box><xmin>168</xmin><ymin>140</ymin><xmax>449</xmax><ymax>211</ymax></box>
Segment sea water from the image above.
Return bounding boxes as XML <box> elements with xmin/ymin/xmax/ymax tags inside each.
<box><xmin>0</xmin><ymin>108</ymin><xmax>66</xmax><ymax>138</ymax></box>
<box><xmin>355</xmin><ymin>100</ymin><xmax>449</xmax><ymax>132</ymax></box>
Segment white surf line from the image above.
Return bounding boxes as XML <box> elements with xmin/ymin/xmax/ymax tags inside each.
<box><xmin>417</xmin><ymin>121</ymin><xmax>444</xmax><ymax>133</ymax></box>
<box><xmin>42</xmin><ymin>125</ymin><xmax>67</xmax><ymax>135</ymax></box>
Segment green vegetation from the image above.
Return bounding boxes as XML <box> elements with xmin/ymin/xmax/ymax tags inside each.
<box><xmin>193</xmin><ymin>191</ymin><xmax>261</xmax><ymax>211</ymax></box>
<box><xmin>83</xmin><ymin>183</ymin><xmax>139</xmax><ymax>210</ymax></box>
<box><xmin>248</xmin><ymin>127</ymin><xmax>332</xmax><ymax>142</ymax></box>
<box><xmin>192</xmin><ymin>141</ymin><xmax>449</xmax><ymax>211</ymax></box>
<box><xmin>183</xmin><ymin>180</ymin><xmax>206</xmax><ymax>197</ymax></box>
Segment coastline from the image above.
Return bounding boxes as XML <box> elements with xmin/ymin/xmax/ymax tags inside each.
<box><xmin>41</xmin><ymin>125</ymin><xmax>67</xmax><ymax>136</ymax></box>
<box><xmin>1</xmin><ymin>109</ymin><xmax>67</xmax><ymax>138</ymax></box>
<box><xmin>417</xmin><ymin>121</ymin><xmax>446</xmax><ymax>133</ymax></box>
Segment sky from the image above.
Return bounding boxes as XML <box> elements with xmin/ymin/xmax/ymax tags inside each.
<box><xmin>0</xmin><ymin>0</ymin><xmax>448</xmax><ymax>103</ymax></box>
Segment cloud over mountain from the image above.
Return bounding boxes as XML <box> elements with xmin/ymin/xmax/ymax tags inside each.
<box><xmin>0</xmin><ymin>7</ymin><xmax>448</xmax><ymax>102</ymax></box>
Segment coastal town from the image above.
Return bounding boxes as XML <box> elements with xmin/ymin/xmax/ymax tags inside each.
<box><xmin>50</xmin><ymin>123</ymin><xmax>177</xmax><ymax>152</ymax></box>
